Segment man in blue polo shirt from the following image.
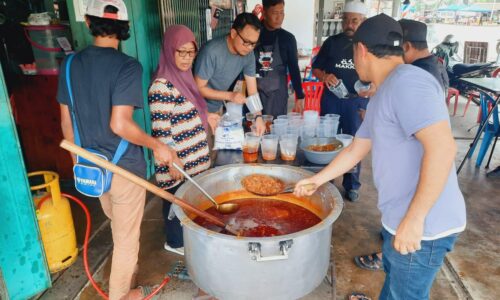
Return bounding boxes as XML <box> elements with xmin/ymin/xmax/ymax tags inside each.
<box><xmin>295</xmin><ymin>14</ymin><xmax>466</xmax><ymax>300</ymax></box>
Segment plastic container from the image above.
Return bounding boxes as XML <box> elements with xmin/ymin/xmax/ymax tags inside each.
<box><xmin>24</xmin><ymin>24</ymin><xmax>71</xmax><ymax>75</ymax></box>
<box><xmin>354</xmin><ymin>80</ymin><xmax>371</xmax><ymax>94</ymax></box>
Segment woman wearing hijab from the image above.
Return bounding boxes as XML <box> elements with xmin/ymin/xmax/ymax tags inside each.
<box><xmin>149</xmin><ymin>25</ymin><xmax>212</xmax><ymax>256</ymax></box>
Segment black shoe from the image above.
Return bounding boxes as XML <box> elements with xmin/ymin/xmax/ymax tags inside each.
<box><xmin>346</xmin><ymin>189</ymin><xmax>360</xmax><ymax>202</ymax></box>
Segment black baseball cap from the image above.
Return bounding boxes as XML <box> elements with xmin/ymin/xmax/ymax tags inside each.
<box><xmin>353</xmin><ymin>13</ymin><xmax>403</xmax><ymax>48</ymax></box>
<box><xmin>398</xmin><ymin>19</ymin><xmax>427</xmax><ymax>43</ymax></box>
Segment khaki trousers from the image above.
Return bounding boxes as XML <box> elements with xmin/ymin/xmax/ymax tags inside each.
<box><xmin>99</xmin><ymin>174</ymin><xmax>146</xmax><ymax>300</ymax></box>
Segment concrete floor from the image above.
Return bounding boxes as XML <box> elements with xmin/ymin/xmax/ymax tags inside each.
<box><xmin>41</xmin><ymin>96</ymin><xmax>499</xmax><ymax>300</ymax></box>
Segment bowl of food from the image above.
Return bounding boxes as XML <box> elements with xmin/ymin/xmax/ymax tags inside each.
<box><xmin>300</xmin><ymin>137</ymin><xmax>344</xmax><ymax>165</ymax></box>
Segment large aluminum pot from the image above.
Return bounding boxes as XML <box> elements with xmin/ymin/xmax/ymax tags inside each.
<box><xmin>174</xmin><ymin>164</ymin><xmax>343</xmax><ymax>300</ymax></box>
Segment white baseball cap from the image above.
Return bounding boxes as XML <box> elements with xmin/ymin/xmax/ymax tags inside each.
<box><xmin>344</xmin><ymin>0</ymin><xmax>368</xmax><ymax>16</ymax></box>
<box><xmin>86</xmin><ymin>0</ymin><xmax>129</xmax><ymax>21</ymax></box>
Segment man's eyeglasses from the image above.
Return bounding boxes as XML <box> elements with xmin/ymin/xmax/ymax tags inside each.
<box><xmin>236</xmin><ymin>31</ymin><xmax>259</xmax><ymax>48</ymax></box>
<box><xmin>176</xmin><ymin>49</ymin><xmax>197</xmax><ymax>58</ymax></box>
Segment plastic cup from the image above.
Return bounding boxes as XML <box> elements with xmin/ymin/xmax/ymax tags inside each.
<box><xmin>303</xmin><ymin>110</ymin><xmax>319</xmax><ymax>125</ymax></box>
<box><xmin>286</xmin><ymin>126</ymin><xmax>300</xmax><ymax>136</ymax></box>
<box><xmin>273</xmin><ymin>119</ymin><xmax>288</xmax><ymax>126</ymax></box>
<box><xmin>325</xmin><ymin>114</ymin><xmax>340</xmax><ymax>121</ymax></box>
<box><xmin>243</xmin><ymin>132</ymin><xmax>260</xmax><ymax>163</ymax></box>
<box><xmin>280</xmin><ymin>134</ymin><xmax>299</xmax><ymax>161</ymax></box>
<box><xmin>301</xmin><ymin>124</ymin><xmax>317</xmax><ymax>139</ymax></box>
<box><xmin>262</xmin><ymin>115</ymin><xmax>274</xmax><ymax>133</ymax></box>
<box><xmin>246</xmin><ymin>112</ymin><xmax>256</xmax><ymax>129</ymax></box>
<box><xmin>277</xmin><ymin>115</ymin><xmax>288</xmax><ymax>120</ymax></box>
<box><xmin>318</xmin><ymin>119</ymin><xmax>338</xmax><ymax>138</ymax></box>
<box><xmin>261</xmin><ymin>134</ymin><xmax>279</xmax><ymax>161</ymax></box>
<box><xmin>246</xmin><ymin>93</ymin><xmax>263</xmax><ymax>113</ymax></box>
<box><xmin>336</xmin><ymin>133</ymin><xmax>353</xmax><ymax>147</ymax></box>
<box><xmin>287</xmin><ymin>112</ymin><xmax>301</xmax><ymax>119</ymax></box>
<box><xmin>273</xmin><ymin>123</ymin><xmax>287</xmax><ymax>137</ymax></box>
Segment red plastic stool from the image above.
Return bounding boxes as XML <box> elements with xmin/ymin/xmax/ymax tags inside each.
<box><xmin>463</xmin><ymin>91</ymin><xmax>480</xmax><ymax>117</ymax></box>
<box><xmin>446</xmin><ymin>87</ymin><xmax>460</xmax><ymax>116</ymax></box>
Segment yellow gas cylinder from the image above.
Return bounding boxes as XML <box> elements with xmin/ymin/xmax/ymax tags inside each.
<box><xmin>29</xmin><ymin>171</ymin><xmax>78</xmax><ymax>273</ymax></box>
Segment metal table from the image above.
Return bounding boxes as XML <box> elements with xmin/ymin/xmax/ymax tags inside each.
<box><xmin>457</xmin><ymin>78</ymin><xmax>500</xmax><ymax>174</ymax></box>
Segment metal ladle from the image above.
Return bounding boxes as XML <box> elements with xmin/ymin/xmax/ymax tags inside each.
<box><xmin>172</xmin><ymin>163</ymin><xmax>239</xmax><ymax>214</ymax></box>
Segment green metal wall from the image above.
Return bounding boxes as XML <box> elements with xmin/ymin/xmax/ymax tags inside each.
<box><xmin>0</xmin><ymin>68</ymin><xmax>51</xmax><ymax>299</ymax></box>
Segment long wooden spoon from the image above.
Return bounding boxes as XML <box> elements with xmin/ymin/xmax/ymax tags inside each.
<box><xmin>60</xmin><ymin>140</ymin><xmax>238</xmax><ymax>235</ymax></box>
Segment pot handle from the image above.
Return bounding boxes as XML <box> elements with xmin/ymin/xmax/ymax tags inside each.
<box><xmin>248</xmin><ymin>240</ymin><xmax>293</xmax><ymax>262</ymax></box>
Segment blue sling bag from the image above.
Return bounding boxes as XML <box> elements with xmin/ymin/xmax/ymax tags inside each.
<box><xmin>66</xmin><ymin>54</ymin><xmax>129</xmax><ymax>197</ymax></box>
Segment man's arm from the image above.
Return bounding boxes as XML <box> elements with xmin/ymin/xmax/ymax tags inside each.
<box><xmin>110</xmin><ymin>105</ymin><xmax>182</xmax><ymax>179</ymax></box>
<box><xmin>244</xmin><ymin>75</ymin><xmax>266</xmax><ymax>135</ymax></box>
<box><xmin>394</xmin><ymin>120</ymin><xmax>457</xmax><ymax>255</ymax></box>
<box><xmin>60</xmin><ymin>104</ymin><xmax>76</xmax><ymax>163</ymax></box>
<box><xmin>195</xmin><ymin>76</ymin><xmax>246</xmax><ymax>104</ymax></box>
<box><xmin>294</xmin><ymin>137</ymin><xmax>372</xmax><ymax>196</ymax></box>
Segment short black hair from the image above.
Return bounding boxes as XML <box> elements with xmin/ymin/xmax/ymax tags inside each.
<box><xmin>263</xmin><ymin>0</ymin><xmax>285</xmax><ymax>9</ymax></box>
<box><xmin>86</xmin><ymin>5</ymin><xmax>130</xmax><ymax>40</ymax></box>
<box><xmin>232</xmin><ymin>12</ymin><xmax>262</xmax><ymax>32</ymax></box>
<box><xmin>366</xmin><ymin>45</ymin><xmax>404</xmax><ymax>58</ymax></box>
<box><xmin>407</xmin><ymin>41</ymin><xmax>428</xmax><ymax>51</ymax></box>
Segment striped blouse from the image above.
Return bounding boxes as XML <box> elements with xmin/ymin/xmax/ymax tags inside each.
<box><xmin>148</xmin><ymin>79</ymin><xmax>211</xmax><ymax>190</ymax></box>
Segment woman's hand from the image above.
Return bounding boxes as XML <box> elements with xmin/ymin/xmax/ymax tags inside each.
<box><xmin>168</xmin><ymin>149</ymin><xmax>184</xmax><ymax>181</ymax></box>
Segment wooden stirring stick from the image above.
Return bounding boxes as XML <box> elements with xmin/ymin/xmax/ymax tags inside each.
<box><xmin>60</xmin><ymin>140</ymin><xmax>238</xmax><ymax>235</ymax></box>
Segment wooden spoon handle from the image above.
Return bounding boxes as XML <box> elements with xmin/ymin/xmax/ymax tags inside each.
<box><xmin>59</xmin><ymin>140</ymin><xmax>226</xmax><ymax>228</ymax></box>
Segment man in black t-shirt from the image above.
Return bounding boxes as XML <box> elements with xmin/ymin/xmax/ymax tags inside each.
<box><xmin>399</xmin><ymin>19</ymin><xmax>449</xmax><ymax>93</ymax></box>
<box><xmin>312</xmin><ymin>0</ymin><xmax>371</xmax><ymax>202</ymax></box>
<box><xmin>57</xmin><ymin>1</ymin><xmax>179</xmax><ymax>299</ymax></box>
<box><xmin>254</xmin><ymin>0</ymin><xmax>305</xmax><ymax>115</ymax></box>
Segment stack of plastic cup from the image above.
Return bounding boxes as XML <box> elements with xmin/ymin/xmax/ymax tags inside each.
<box><xmin>324</xmin><ymin>114</ymin><xmax>340</xmax><ymax>137</ymax></box>
<box><xmin>303</xmin><ymin>110</ymin><xmax>319</xmax><ymax>125</ymax></box>
<box><xmin>273</xmin><ymin>119</ymin><xmax>288</xmax><ymax>137</ymax></box>
<box><xmin>261</xmin><ymin>134</ymin><xmax>279</xmax><ymax>161</ymax></box>
<box><xmin>280</xmin><ymin>134</ymin><xmax>299</xmax><ymax>161</ymax></box>
<box><xmin>317</xmin><ymin>118</ymin><xmax>336</xmax><ymax>138</ymax></box>
<box><xmin>301</xmin><ymin>124</ymin><xmax>316</xmax><ymax>139</ymax></box>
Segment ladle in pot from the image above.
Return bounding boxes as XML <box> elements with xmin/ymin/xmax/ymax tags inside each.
<box><xmin>237</xmin><ymin>174</ymin><xmax>317</xmax><ymax>196</ymax></box>
<box><xmin>172</xmin><ymin>163</ymin><xmax>239</xmax><ymax>214</ymax></box>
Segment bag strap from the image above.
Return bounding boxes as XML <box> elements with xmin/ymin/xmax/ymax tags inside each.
<box><xmin>65</xmin><ymin>54</ymin><xmax>129</xmax><ymax>163</ymax></box>
<box><xmin>65</xmin><ymin>54</ymin><xmax>81</xmax><ymax>146</ymax></box>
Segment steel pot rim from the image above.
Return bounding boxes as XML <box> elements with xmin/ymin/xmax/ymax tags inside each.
<box><xmin>173</xmin><ymin>164</ymin><xmax>344</xmax><ymax>242</ymax></box>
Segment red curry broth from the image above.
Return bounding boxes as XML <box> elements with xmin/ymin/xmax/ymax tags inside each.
<box><xmin>193</xmin><ymin>198</ymin><xmax>321</xmax><ymax>237</ymax></box>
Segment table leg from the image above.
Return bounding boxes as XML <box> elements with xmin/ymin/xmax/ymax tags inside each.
<box><xmin>457</xmin><ymin>94</ymin><xmax>500</xmax><ymax>174</ymax></box>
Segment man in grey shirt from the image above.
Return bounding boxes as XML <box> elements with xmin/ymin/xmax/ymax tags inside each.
<box><xmin>195</xmin><ymin>13</ymin><xmax>265</xmax><ymax>135</ymax></box>
<box><xmin>295</xmin><ymin>14</ymin><xmax>466</xmax><ymax>300</ymax></box>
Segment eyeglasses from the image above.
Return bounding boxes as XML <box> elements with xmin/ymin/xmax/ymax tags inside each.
<box><xmin>236</xmin><ymin>30</ymin><xmax>259</xmax><ymax>48</ymax></box>
<box><xmin>176</xmin><ymin>49</ymin><xmax>197</xmax><ymax>58</ymax></box>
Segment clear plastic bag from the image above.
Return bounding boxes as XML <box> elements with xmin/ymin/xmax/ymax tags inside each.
<box><xmin>213</xmin><ymin>114</ymin><xmax>245</xmax><ymax>150</ymax></box>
